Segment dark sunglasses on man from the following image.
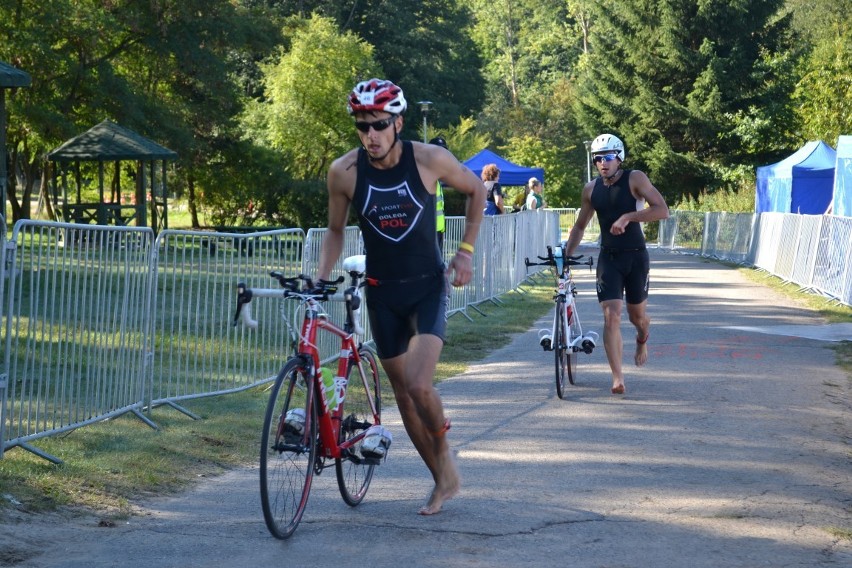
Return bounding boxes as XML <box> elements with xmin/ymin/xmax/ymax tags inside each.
<box><xmin>354</xmin><ymin>115</ymin><xmax>397</xmax><ymax>133</ymax></box>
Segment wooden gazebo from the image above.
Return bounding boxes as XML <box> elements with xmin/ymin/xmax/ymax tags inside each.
<box><xmin>47</xmin><ymin>120</ymin><xmax>178</xmax><ymax>234</ymax></box>
<box><xmin>0</xmin><ymin>61</ymin><xmax>32</xmax><ymax>211</ymax></box>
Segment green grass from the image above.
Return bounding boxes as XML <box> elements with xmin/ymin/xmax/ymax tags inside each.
<box><xmin>0</xmin><ymin>276</ymin><xmax>555</xmax><ymax>520</ymax></box>
<box><xmin>825</xmin><ymin>527</ymin><xmax>852</xmax><ymax>541</ymax></box>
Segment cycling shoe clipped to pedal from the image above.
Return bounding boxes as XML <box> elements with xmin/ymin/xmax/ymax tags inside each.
<box><xmin>580</xmin><ymin>331</ymin><xmax>599</xmax><ymax>354</ymax></box>
<box><xmin>538</xmin><ymin>329</ymin><xmax>553</xmax><ymax>351</ymax></box>
<box><xmin>283</xmin><ymin>408</ymin><xmax>306</xmax><ymax>443</ymax></box>
<box><xmin>360</xmin><ymin>425</ymin><xmax>392</xmax><ymax>463</ymax></box>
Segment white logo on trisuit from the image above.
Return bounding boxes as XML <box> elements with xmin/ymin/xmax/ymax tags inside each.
<box><xmin>361</xmin><ymin>182</ymin><xmax>424</xmax><ymax>243</ymax></box>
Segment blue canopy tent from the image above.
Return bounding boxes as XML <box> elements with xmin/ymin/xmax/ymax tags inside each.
<box><xmin>755</xmin><ymin>140</ymin><xmax>836</xmax><ymax>214</ymax></box>
<box><xmin>463</xmin><ymin>149</ymin><xmax>544</xmax><ymax>186</ymax></box>
<box><xmin>832</xmin><ymin>136</ymin><xmax>852</xmax><ymax>217</ymax></box>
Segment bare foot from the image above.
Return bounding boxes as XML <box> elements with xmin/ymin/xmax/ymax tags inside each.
<box><xmin>635</xmin><ymin>335</ymin><xmax>649</xmax><ymax>366</ymax></box>
<box><xmin>418</xmin><ymin>456</ymin><xmax>460</xmax><ymax>516</ymax></box>
<box><xmin>611</xmin><ymin>383</ymin><xmax>625</xmax><ymax>395</ymax></box>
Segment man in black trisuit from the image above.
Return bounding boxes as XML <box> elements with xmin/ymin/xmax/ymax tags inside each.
<box><xmin>316</xmin><ymin>79</ymin><xmax>485</xmax><ymax>515</ymax></box>
<box><xmin>564</xmin><ymin>133</ymin><xmax>669</xmax><ymax>395</ymax></box>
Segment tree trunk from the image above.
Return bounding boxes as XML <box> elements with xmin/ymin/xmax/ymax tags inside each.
<box><xmin>40</xmin><ymin>165</ymin><xmax>56</xmax><ymax>221</ymax></box>
<box><xmin>188</xmin><ymin>175</ymin><xmax>200</xmax><ymax>229</ymax></box>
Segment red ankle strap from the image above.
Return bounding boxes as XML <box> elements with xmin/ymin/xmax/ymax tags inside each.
<box><xmin>432</xmin><ymin>419</ymin><xmax>451</xmax><ymax>437</ymax></box>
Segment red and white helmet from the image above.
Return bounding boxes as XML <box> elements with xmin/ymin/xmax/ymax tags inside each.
<box><xmin>347</xmin><ymin>78</ymin><xmax>407</xmax><ymax>115</ymax></box>
<box><xmin>590</xmin><ymin>133</ymin><xmax>625</xmax><ymax>161</ymax></box>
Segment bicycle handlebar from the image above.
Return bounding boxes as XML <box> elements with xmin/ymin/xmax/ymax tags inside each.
<box><xmin>524</xmin><ymin>245</ymin><xmax>593</xmax><ymax>270</ymax></box>
<box><xmin>233</xmin><ymin>256</ymin><xmax>368</xmax><ymax>335</ymax></box>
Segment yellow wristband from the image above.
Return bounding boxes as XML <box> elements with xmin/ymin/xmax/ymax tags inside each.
<box><xmin>458</xmin><ymin>242</ymin><xmax>474</xmax><ymax>254</ymax></box>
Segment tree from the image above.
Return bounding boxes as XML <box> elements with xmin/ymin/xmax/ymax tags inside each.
<box><xmin>1</xmin><ymin>0</ymin><xmax>279</xmax><ymax>226</ymax></box>
<box><xmin>793</xmin><ymin>21</ymin><xmax>852</xmax><ymax>145</ymax></box>
<box><xmin>245</xmin><ymin>0</ymin><xmax>485</xmax><ymax>139</ymax></box>
<box><xmin>243</xmin><ymin>14</ymin><xmax>381</xmax><ymax>180</ymax></box>
<box><xmin>573</xmin><ymin>0</ymin><xmax>797</xmax><ymax>202</ymax></box>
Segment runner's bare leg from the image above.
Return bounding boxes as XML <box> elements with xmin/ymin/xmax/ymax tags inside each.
<box><xmin>380</xmin><ymin>334</ymin><xmax>460</xmax><ymax>515</ymax></box>
<box><xmin>601</xmin><ymin>299</ymin><xmax>626</xmax><ymax>392</ymax></box>
<box><xmin>627</xmin><ymin>301</ymin><xmax>650</xmax><ymax>367</ymax></box>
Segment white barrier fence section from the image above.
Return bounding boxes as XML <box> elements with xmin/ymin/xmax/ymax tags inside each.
<box><xmin>659</xmin><ymin>212</ymin><xmax>852</xmax><ymax>306</ymax></box>
<box><xmin>147</xmin><ymin>228</ymin><xmax>305</xmax><ymax>414</ymax></box>
<box><xmin>0</xmin><ymin>222</ymin><xmax>154</xmax><ymax>461</ymax></box>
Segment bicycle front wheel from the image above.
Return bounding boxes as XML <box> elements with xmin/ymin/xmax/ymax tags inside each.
<box><xmin>566</xmin><ymin>302</ymin><xmax>580</xmax><ymax>386</ymax></box>
<box><xmin>336</xmin><ymin>347</ymin><xmax>382</xmax><ymax>506</ymax></box>
<box><xmin>260</xmin><ymin>358</ymin><xmax>317</xmax><ymax>540</ymax></box>
<box><xmin>554</xmin><ymin>298</ymin><xmax>569</xmax><ymax>398</ymax></box>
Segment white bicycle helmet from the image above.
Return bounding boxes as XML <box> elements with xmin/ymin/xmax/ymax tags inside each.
<box><xmin>590</xmin><ymin>133</ymin><xmax>625</xmax><ymax>161</ymax></box>
<box><xmin>347</xmin><ymin>78</ymin><xmax>407</xmax><ymax>115</ymax></box>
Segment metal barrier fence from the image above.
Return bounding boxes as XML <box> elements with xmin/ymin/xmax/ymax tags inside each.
<box><xmin>658</xmin><ymin>211</ymin><xmax>852</xmax><ymax>306</ymax></box>
<box><xmin>1</xmin><ymin>222</ymin><xmax>154</xmax><ymax>461</ymax></box>
<box><xmin>10</xmin><ymin>207</ymin><xmax>841</xmax><ymax>461</ymax></box>
<box><xmin>1</xmin><ymin>212</ymin><xmax>572</xmax><ymax>460</ymax></box>
<box><xmin>148</xmin><ymin>228</ymin><xmax>305</xmax><ymax>416</ymax></box>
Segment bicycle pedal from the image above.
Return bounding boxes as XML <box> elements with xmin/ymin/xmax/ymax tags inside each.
<box><xmin>537</xmin><ymin>329</ymin><xmax>552</xmax><ymax>351</ymax></box>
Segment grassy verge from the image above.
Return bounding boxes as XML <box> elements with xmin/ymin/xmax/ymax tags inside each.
<box><xmin>0</xmin><ymin>277</ymin><xmax>555</xmax><ymax>520</ymax></box>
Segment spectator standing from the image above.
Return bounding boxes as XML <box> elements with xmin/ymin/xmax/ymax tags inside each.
<box><xmin>429</xmin><ymin>136</ymin><xmax>449</xmax><ymax>251</ymax></box>
<box><xmin>482</xmin><ymin>164</ymin><xmax>503</xmax><ymax>215</ymax></box>
<box><xmin>525</xmin><ymin>177</ymin><xmax>545</xmax><ymax>210</ymax></box>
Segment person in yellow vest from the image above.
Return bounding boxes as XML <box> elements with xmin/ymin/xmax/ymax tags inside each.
<box><xmin>429</xmin><ymin>136</ymin><xmax>448</xmax><ymax>251</ymax></box>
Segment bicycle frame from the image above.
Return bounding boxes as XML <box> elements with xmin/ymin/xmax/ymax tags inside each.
<box><xmin>295</xmin><ymin>300</ymin><xmax>380</xmax><ymax>460</ymax></box>
<box><xmin>234</xmin><ymin>257</ymin><xmax>381</xmax><ymax>462</ymax></box>
<box><xmin>552</xmin><ymin>267</ymin><xmax>576</xmax><ymax>346</ymax></box>
<box><xmin>238</xmin><ymin>255</ymin><xmax>383</xmax><ymax>539</ymax></box>
<box><xmin>525</xmin><ymin>244</ymin><xmax>598</xmax><ymax>355</ymax></box>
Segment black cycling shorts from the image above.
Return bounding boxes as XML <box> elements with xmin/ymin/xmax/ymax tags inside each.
<box><xmin>365</xmin><ymin>271</ymin><xmax>448</xmax><ymax>359</ymax></box>
<box><xmin>596</xmin><ymin>248</ymin><xmax>650</xmax><ymax>304</ymax></box>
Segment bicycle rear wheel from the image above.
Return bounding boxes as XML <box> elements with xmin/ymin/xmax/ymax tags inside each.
<box><xmin>554</xmin><ymin>298</ymin><xmax>569</xmax><ymax>398</ymax></box>
<box><xmin>336</xmin><ymin>347</ymin><xmax>381</xmax><ymax>506</ymax></box>
<box><xmin>260</xmin><ymin>358</ymin><xmax>317</xmax><ymax>539</ymax></box>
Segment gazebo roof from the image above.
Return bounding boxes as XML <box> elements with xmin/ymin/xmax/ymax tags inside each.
<box><xmin>0</xmin><ymin>61</ymin><xmax>31</xmax><ymax>88</ymax></box>
<box><xmin>48</xmin><ymin>119</ymin><xmax>178</xmax><ymax>162</ymax></box>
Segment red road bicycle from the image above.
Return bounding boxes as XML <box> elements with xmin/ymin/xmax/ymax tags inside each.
<box><xmin>233</xmin><ymin>255</ymin><xmax>382</xmax><ymax>539</ymax></box>
<box><xmin>525</xmin><ymin>244</ymin><xmax>598</xmax><ymax>399</ymax></box>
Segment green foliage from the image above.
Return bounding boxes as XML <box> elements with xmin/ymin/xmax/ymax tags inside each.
<box><xmin>286</xmin><ymin>0</ymin><xmax>485</xmax><ymax>138</ymax></box>
<box><xmin>674</xmin><ymin>184</ymin><xmax>756</xmax><ymax>213</ymax></box>
<box><xmin>573</xmin><ymin>0</ymin><xmax>796</xmax><ymax>204</ymax></box>
<box><xmin>244</xmin><ymin>15</ymin><xmax>381</xmax><ymax>180</ymax></box>
<box><xmin>793</xmin><ymin>22</ymin><xmax>852</xmax><ymax>145</ymax></box>
<box><xmin>433</xmin><ymin>117</ymin><xmax>491</xmax><ymax>162</ymax></box>
<box><xmin>0</xmin><ymin>0</ymin><xmax>281</xmax><ymax>223</ymax></box>
<box><xmin>503</xmin><ymin>135</ymin><xmax>582</xmax><ymax>208</ymax></box>
<box><xmin>0</xmin><ymin>0</ymin><xmax>845</xmax><ymax>227</ymax></box>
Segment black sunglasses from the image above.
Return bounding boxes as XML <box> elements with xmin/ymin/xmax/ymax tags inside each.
<box><xmin>354</xmin><ymin>116</ymin><xmax>397</xmax><ymax>133</ymax></box>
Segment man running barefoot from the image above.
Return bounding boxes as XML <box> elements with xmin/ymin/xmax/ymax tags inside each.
<box><xmin>564</xmin><ymin>133</ymin><xmax>668</xmax><ymax>395</ymax></box>
<box><xmin>316</xmin><ymin>79</ymin><xmax>485</xmax><ymax>514</ymax></box>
